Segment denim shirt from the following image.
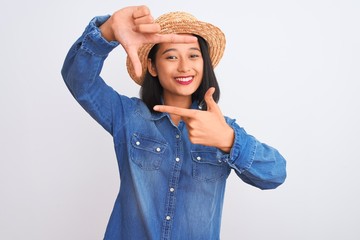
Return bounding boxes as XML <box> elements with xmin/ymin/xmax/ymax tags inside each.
<box><xmin>61</xmin><ymin>15</ymin><xmax>286</xmax><ymax>240</ymax></box>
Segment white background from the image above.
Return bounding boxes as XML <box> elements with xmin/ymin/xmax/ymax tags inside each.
<box><xmin>1</xmin><ymin>0</ymin><xmax>359</xmax><ymax>239</ymax></box>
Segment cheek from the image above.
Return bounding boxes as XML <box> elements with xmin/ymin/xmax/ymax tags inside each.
<box><xmin>156</xmin><ymin>63</ymin><xmax>176</xmax><ymax>79</ymax></box>
<box><xmin>196</xmin><ymin>62</ymin><xmax>204</xmax><ymax>77</ymax></box>
<box><xmin>156</xmin><ymin>70</ymin><xmax>172</xmax><ymax>88</ymax></box>
<box><xmin>195</xmin><ymin>59</ymin><xmax>204</xmax><ymax>71</ymax></box>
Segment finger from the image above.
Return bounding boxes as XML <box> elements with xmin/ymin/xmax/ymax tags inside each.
<box><xmin>134</xmin><ymin>23</ymin><xmax>161</xmax><ymax>33</ymax></box>
<box><xmin>132</xmin><ymin>5</ymin><xmax>151</xmax><ymax>19</ymax></box>
<box><xmin>204</xmin><ymin>87</ymin><xmax>217</xmax><ymax>111</ymax></box>
<box><xmin>132</xmin><ymin>6</ymin><xmax>156</xmax><ymax>31</ymax></box>
<box><xmin>127</xmin><ymin>46</ymin><xmax>143</xmax><ymax>77</ymax></box>
<box><xmin>134</xmin><ymin>15</ymin><xmax>154</xmax><ymax>25</ymax></box>
<box><xmin>153</xmin><ymin>105</ymin><xmax>194</xmax><ymax>118</ymax></box>
<box><xmin>154</xmin><ymin>33</ymin><xmax>197</xmax><ymax>44</ymax></box>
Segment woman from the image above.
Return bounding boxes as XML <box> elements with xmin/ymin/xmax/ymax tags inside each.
<box><xmin>61</xmin><ymin>5</ymin><xmax>286</xmax><ymax>240</ymax></box>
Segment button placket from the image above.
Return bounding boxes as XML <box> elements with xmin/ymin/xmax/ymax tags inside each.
<box><xmin>161</xmin><ymin>129</ymin><xmax>182</xmax><ymax>239</ymax></box>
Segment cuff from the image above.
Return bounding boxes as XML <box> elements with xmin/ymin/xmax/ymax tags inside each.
<box><xmin>80</xmin><ymin>15</ymin><xmax>119</xmax><ymax>56</ymax></box>
<box><xmin>224</xmin><ymin>117</ymin><xmax>257</xmax><ymax>173</ymax></box>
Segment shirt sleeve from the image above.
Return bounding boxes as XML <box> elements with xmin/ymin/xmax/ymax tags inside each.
<box><xmin>222</xmin><ymin>117</ymin><xmax>287</xmax><ymax>190</ymax></box>
<box><xmin>61</xmin><ymin>15</ymin><xmax>135</xmax><ymax>136</ymax></box>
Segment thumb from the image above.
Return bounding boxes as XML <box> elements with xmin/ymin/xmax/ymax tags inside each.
<box><xmin>127</xmin><ymin>46</ymin><xmax>142</xmax><ymax>78</ymax></box>
<box><xmin>204</xmin><ymin>87</ymin><xmax>219</xmax><ymax>112</ymax></box>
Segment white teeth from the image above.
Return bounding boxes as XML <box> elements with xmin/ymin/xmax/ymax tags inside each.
<box><xmin>175</xmin><ymin>77</ymin><xmax>192</xmax><ymax>82</ymax></box>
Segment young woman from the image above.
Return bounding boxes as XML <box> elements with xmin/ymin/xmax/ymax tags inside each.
<box><xmin>61</xmin><ymin>5</ymin><xmax>286</xmax><ymax>240</ymax></box>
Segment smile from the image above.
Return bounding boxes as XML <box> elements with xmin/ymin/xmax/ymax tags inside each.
<box><xmin>175</xmin><ymin>76</ymin><xmax>193</xmax><ymax>85</ymax></box>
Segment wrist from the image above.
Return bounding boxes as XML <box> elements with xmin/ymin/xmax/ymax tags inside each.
<box><xmin>99</xmin><ymin>18</ymin><xmax>116</xmax><ymax>42</ymax></box>
<box><xmin>218</xmin><ymin>126</ymin><xmax>234</xmax><ymax>153</ymax></box>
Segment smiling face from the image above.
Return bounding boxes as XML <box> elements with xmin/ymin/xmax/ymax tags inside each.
<box><xmin>147</xmin><ymin>37</ymin><xmax>204</xmax><ymax>108</ymax></box>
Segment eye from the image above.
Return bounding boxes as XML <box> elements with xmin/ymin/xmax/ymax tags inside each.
<box><xmin>190</xmin><ymin>54</ymin><xmax>201</xmax><ymax>59</ymax></box>
<box><xmin>166</xmin><ymin>55</ymin><xmax>177</xmax><ymax>60</ymax></box>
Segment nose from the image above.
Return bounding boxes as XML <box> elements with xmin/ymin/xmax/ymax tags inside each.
<box><xmin>177</xmin><ymin>58</ymin><xmax>191</xmax><ymax>73</ymax></box>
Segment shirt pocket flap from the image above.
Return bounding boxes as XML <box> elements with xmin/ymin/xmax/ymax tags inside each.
<box><xmin>131</xmin><ymin>134</ymin><xmax>167</xmax><ymax>154</ymax></box>
<box><xmin>191</xmin><ymin>151</ymin><xmax>223</xmax><ymax>166</ymax></box>
<box><xmin>191</xmin><ymin>150</ymin><xmax>229</xmax><ymax>182</ymax></box>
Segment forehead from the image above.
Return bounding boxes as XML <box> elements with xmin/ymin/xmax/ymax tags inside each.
<box><xmin>157</xmin><ymin>40</ymin><xmax>201</xmax><ymax>53</ymax></box>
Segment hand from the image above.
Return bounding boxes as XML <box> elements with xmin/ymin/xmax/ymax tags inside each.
<box><xmin>153</xmin><ymin>88</ymin><xmax>235</xmax><ymax>152</ymax></box>
<box><xmin>99</xmin><ymin>5</ymin><xmax>197</xmax><ymax>77</ymax></box>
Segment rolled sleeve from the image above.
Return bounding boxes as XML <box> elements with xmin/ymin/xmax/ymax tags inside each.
<box><xmin>222</xmin><ymin>117</ymin><xmax>287</xmax><ymax>190</ymax></box>
<box><xmin>80</xmin><ymin>15</ymin><xmax>119</xmax><ymax>56</ymax></box>
<box><xmin>61</xmin><ymin>15</ymin><xmax>130</xmax><ymax>135</ymax></box>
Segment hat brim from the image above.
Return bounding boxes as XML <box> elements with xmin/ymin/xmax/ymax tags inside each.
<box><xmin>126</xmin><ymin>12</ymin><xmax>226</xmax><ymax>85</ymax></box>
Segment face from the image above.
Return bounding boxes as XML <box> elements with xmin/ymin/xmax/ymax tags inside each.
<box><xmin>148</xmin><ymin>37</ymin><xmax>204</xmax><ymax>105</ymax></box>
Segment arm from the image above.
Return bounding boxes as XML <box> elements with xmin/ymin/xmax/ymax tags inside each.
<box><xmin>226</xmin><ymin>118</ymin><xmax>287</xmax><ymax>190</ymax></box>
<box><xmin>61</xmin><ymin>6</ymin><xmax>197</xmax><ymax>134</ymax></box>
<box><xmin>61</xmin><ymin>15</ymin><xmax>124</xmax><ymax>135</ymax></box>
<box><xmin>153</xmin><ymin>88</ymin><xmax>286</xmax><ymax>189</ymax></box>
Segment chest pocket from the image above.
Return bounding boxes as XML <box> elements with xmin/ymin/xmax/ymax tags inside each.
<box><xmin>191</xmin><ymin>150</ymin><xmax>230</xmax><ymax>182</ymax></box>
<box><xmin>130</xmin><ymin>133</ymin><xmax>168</xmax><ymax>171</ymax></box>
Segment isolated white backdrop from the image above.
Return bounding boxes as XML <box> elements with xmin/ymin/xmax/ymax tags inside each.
<box><xmin>1</xmin><ymin>0</ymin><xmax>359</xmax><ymax>239</ymax></box>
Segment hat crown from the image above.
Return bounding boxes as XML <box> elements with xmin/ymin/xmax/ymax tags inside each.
<box><xmin>156</xmin><ymin>11</ymin><xmax>198</xmax><ymax>25</ymax></box>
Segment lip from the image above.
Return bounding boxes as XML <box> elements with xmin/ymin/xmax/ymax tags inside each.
<box><xmin>175</xmin><ymin>76</ymin><xmax>194</xmax><ymax>85</ymax></box>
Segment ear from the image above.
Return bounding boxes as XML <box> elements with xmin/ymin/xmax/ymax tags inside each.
<box><xmin>147</xmin><ymin>58</ymin><xmax>158</xmax><ymax>77</ymax></box>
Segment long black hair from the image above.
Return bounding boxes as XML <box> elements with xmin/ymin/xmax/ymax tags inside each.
<box><xmin>140</xmin><ymin>35</ymin><xmax>220</xmax><ymax>111</ymax></box>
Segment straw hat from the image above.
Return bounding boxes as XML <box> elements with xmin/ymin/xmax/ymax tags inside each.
<box><xmin>126</xmin><ymin>11</ymin><xmax>226</xmax><ymax>85</ymax></box>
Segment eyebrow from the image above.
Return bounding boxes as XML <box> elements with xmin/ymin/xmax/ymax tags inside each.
<box><xmin>161</xmin><ymin>47</ymin><xmax>201</xmax><ymax>55</ymax></box>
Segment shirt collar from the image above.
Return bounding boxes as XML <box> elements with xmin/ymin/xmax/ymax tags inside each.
<box><xmin>135</xmin><ymin>100</ymin><xmax>201</xmax><ymax>121</ymax></box>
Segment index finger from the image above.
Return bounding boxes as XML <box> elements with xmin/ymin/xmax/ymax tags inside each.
<box><xmin>153</xmin><ymin>33</ymin><xmax>197</xmax><ymax>44</ymax></box>
<box><xmin>153</xmin><ymin>105</ymin><xmax>194</xmax><ymax>117</ymax></box>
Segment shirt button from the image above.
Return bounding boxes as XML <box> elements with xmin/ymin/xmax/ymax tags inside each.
<box><xmin>166</xmin><ymin>216</ymin><xmax>171</xmax><ymax>221</ymax></box>
<box><xmin>136</xmin><ymin>141</ymin><xmax>140</xmax><ymax>146</ymax></box>
<box><xmin>156</xmin><ymin>147</ymin><xmax>161</xmax><ymax>152</ymax></box>
<box><xmin>196</xmin><ymin>156</ymin><xmax>201</xmax><ymax>161</ymax></box>
<box><xmin>175</xmin><ymin>134</ymin><xmax>180</xmax><ymax>139</ymax></box>
<box><xmin>170</xmin><ymin>187</ymin><xmax>175</xmax><ymax>192</ymax></box>
<box><xmin>175</xmin><ymin>157</ymin><xmax>180</xmax><ymax>162</ymax></box>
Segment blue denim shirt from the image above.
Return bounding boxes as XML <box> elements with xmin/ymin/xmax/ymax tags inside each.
<box><xmin>61</xmin><ymin>16</ymin><xmax>286</xmax><ymax>240</ymax></box>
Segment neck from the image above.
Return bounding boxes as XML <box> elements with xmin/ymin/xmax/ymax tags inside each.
<box><xmin>163</xmin><ymin>94</ymin><xmax>192</xmax><ymax>126</ymax></box>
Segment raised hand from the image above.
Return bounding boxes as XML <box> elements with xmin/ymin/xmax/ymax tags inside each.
<box><xmin>99</xmin><ymin>5</ymin><xmax>197</xmax><ymax>77</ymax></box>
<box><xmin>153</xmin><ymin>88</ymin><xmax>234</xmax><ymax>152</ymax></box>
